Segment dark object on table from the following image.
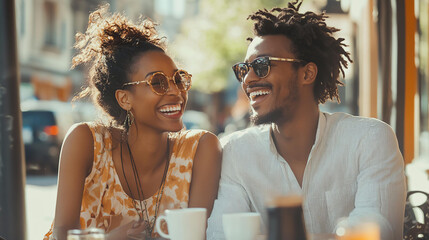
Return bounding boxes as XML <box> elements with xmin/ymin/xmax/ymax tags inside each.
<box><xmin>404</xmin><ymin>190</ymin><xmax>429</xmax><ymax>240</ymax></box>
<box><xmin>267</xmin><ymin>195</ymin><xmax>308</xmax><ymax>240</ymax></box>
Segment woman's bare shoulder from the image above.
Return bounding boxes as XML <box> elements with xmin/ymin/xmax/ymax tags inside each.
<box><xmin>60</xmin><ymin>123</ymin><xmax>94</xmax><ymax>174</ymax></box>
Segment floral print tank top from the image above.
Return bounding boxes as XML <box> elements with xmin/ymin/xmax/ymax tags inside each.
<box><xmin>44</xmin><ymin>123</ymin><xmax>207</xmax><ymax>239</ymax></box>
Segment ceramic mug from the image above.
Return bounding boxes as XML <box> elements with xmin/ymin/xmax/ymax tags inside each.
<box><xmin>155</xmin><ymin>208</ymin><xmax>206</xmax><ymax>240</ymax></box>
<box><xmin>223</xmin><ymin>212</ymin><xmax>261</xmax><ymax>240</ymax></box>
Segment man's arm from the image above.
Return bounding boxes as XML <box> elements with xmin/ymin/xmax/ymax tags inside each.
<box><xmin>348</xmin><ymin>121</ymin><xmax>406</xmax><ymax>240</ymax></box>
<box><xmin>207</xmin><ymin>140</ymin><xmax>252</xmax><ymax>240</ymax></box>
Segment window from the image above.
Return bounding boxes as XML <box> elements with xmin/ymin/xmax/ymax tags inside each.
<box><xmin>43</xmin><ymin>1</ymin><xmax>59</xmax><ymax>51</ymax></box>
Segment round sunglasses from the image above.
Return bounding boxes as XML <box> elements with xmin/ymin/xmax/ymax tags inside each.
<box><xmin>122</xmin><ymin>69</ymin><xmax>192</xmax><ymax>95</ymax></box>
<box><xmin>232</xmin><ymin>56</ymin><xmax>305</xmax><ymax>83</ymax></box>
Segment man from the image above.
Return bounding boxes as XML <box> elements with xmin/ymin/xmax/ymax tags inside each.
<box><xmin>207</xmin><ymin>1</ymin><xmax>406</xmax><ymax>240</ymax></box>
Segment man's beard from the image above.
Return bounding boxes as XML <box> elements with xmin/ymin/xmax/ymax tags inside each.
<box><xmin>249</xmin><ymin>77</ymin><xmax>299</xmax><ymax>126</ymax></box>
<box><xmin>250</xmin><ymin>108</ymin><xmax>283</xmax><ymax>125</ymax></box>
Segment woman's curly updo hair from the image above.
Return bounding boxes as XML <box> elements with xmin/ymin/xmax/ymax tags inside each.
<box><xmin>247</xmin><ymin>0</ymin><xmax>352</xmax><ymax>104</ymax></box>
<box><xmin>72</xmin><ymin>4</ymin><xmax>166</xmax><ymax>128</ymax></box>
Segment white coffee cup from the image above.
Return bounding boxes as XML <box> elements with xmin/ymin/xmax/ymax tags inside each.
<box><xmin>223</xmin><ymin>212</ymin><xmax>261</xmax><ymax>240</ymax></box>
<box><xmin>155</xmin><ymin>208</ymin><xmax>206</xmax><ymax>240</ymax></box>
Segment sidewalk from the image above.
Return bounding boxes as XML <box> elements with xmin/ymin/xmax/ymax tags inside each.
<box><xmin>25</xmin><ymin>175</ymin><xmax>57</xmax><ymax>240</ymax></box>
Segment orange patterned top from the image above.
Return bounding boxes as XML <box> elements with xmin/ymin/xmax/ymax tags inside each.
<box><xmin>44</xmin><ymin>123</ymin><xmax>207</xmax><ymax>239</ymax></box>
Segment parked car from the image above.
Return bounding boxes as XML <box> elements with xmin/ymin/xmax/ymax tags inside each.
<box><xmin>21</xmin><ymin>100</ymin><xmax>96</xmax><ymax>173</ymax></box>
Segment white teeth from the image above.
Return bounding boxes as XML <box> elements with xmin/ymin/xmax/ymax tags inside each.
<box><xmin>160</xmin><ymin>104</ymin><xmax>181</xmax><ymax>113</ymax></box>
<box><xmin>249</xmin><ymin>90</ymin><xmax>270</xmax><ymax>99</ymax></box>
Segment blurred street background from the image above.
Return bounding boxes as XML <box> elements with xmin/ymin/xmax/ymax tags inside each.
<box><xmin>18</xmin><ymin>1</ymin><xmax>357</xmax><ymax>238</ymax></box>
<box><xmin>2</xmin><ymin>0</ymin><xmax>428</xmax><ymax>239</ymax></box>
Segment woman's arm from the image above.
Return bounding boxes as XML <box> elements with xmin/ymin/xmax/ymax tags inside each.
<box><xmin>52</xmin><ymin>123</ymin><xmax>94</xmax><ymax>240</ymax></box>
<box><xmin>188</xmin><ymin>132</ymin><xmax>222</xmax><ymax>217</ymax></box>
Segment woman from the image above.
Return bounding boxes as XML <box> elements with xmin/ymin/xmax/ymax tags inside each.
<box><xmin>44</xmin><ymin>5</ymin><xmax>221</xmax><ymax>240</ymax></box>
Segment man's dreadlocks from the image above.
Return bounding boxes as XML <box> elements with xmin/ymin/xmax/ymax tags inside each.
<box><xmin>247</xmin><ymin>0</ymin><xmax>352</xmax><ymax>104</ymax></box>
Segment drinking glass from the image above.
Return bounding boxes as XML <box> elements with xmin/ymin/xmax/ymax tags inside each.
<box><xmin>266</xmin><ymin>195</ymin><xmax>308</xmax><ymax>240</ymax></box>
<box><xmin>335</xmin><ymin>218</ymin><xmax>380</xmax><ymax>240</ymax></box>
<box><xmin>67</xmin><ymin>228</ymin><xmax>105</xmax><ymax>240</ymax></box>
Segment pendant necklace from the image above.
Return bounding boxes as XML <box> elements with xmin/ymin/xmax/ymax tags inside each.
<box><xmin>120</xmin><ymin>134</ymin><xmax>170</xmax><ymax>239</ymax></box>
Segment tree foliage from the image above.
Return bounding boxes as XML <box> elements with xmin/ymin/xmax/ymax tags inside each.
<box><xmin>171</xmin><ymin>0</ymin><xmax>289</xmax><ymax>93</ymax></box>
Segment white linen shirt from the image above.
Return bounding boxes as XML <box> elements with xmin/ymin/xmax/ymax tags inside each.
<box><xmin>207</xmin><ymin>112</ymin><xmax>406</xmax><ymax>240</ymax></box>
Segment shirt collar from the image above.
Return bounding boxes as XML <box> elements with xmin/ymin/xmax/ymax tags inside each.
<box><xmin>311</xmin><ymin>111</ymin><xmax>326</xmax><ymax>154</ymax></box>
<box><xmin>268</xmin><ymin>111</ymin><xmax>327</xmax><ymax>156</ymax></box>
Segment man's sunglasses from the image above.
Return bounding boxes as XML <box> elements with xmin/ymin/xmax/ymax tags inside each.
<box><xmin>232</xmin><ymin>56</ymin><xmax>305</xmax><ymax>83</ymax></box>
<box><xmin>122</xmin><ymin>69</ymin><xmax>192</xmax><ymax>95</ymax></box>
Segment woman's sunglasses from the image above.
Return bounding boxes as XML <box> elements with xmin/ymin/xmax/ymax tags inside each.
<box><xmin>122</xmin><ymin>69</ymin><xmax>192</xmax><ymax>95</ymax></box>
<box><xmin>232</xmin><ymin>56</ymin><xmax>305</xmax><ymax>83</ymax></box>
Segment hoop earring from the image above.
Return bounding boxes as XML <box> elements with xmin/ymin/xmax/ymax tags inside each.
<box><xmin>124</xmin><ymin>110</ymin><xmax>134</xmax><ymax>131</ymax></box>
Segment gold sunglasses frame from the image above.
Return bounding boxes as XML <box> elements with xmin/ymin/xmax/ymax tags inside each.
<box><xmin>122</xmin><ymin>70</ymin><xmax>192</xmax><ymax>95</ymax></box>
